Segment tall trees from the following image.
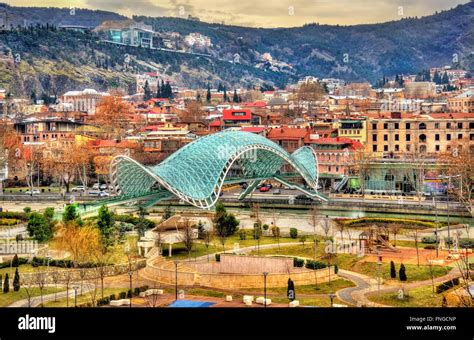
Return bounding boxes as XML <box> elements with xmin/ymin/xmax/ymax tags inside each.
<box><xmin>213</xmin><ymin>203</ymin><xmax>239</xmax><ymax>251</ymax></box>
<box><xmin>143</xmin><ymin>80</ymin><xmax>152</xmax><ymax>101</ymax></box>
<box><xmin>206</xmin><ymin>84</ymin><xmax>211</xmax><ymax>102</ymax></box>
<box><xmin>93</xmin><ymin>93</ymin><xmax>135</xmax><ymax>139</ymax></box>
<box><xmin>97</xmin><ymin>205</ymin><xmax>115</xmax><ymax>249</ymax></box>
<box><xmin>27</xmin><ymin>212</ymin><xmax>54</xmax><ymax>243</ymax></box>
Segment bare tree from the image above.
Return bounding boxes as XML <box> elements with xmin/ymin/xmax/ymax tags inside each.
<box><xmin>61</xmin><ymin>270</ymin><xmax>73</xmax><ymax>307</ymax></box>
<box><xmin>20</xmin><ymin>275</ymin><xmax>36</xmax><ymax>308</ymax></box>
<box><xmin>389</xmin><ymin>224</ymin><xmax>403</xmax><ymax>247</ymax></box>
<box><xmin>50</xmin><ymin>271</ymin><xmax>60</xmax><ymax>302</ymax></box>
<box><xmin>179</xmin><ymin>218</ymin><xmax>195</xmax><ymax>260</ymax></box>
<box><xmin>411</xmin><ymin>229</ymin><xmax>420</xmax><ymax>267</ymax></box>
<box><xmin>33</xmin><ymin>270</ymin><xmax>47</xmax><ymax>307</ymax></box>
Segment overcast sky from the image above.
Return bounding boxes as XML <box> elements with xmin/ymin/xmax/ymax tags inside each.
<box><xmin>5</xmin><ymin>0</ymin><xmax>470</xmax><ymax>27</ymax></box>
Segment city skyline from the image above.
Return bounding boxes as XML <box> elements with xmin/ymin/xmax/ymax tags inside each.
<box><xmin>3</xmin><ymin>0</ymin><xmax>470</xmax><ymax>27</ymax></box>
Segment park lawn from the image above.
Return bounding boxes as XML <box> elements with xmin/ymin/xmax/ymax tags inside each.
<box><xmin>241</xmin><ymin>279</ymin><xmax>355</xmax><ymax>296</ymax></box>
<box><xmin>162</xmin><ymin>235</ymin><xmax>301</xmax><ymax>260</ymax></box>
<box><xmin>0</xmin><ymin>287</ymin><xmax>64</xmax><ymax>307</ymax></box>
<box><xmin>368</xmin><ymin>285</ymin><xmax>455</xmax><ymax>307</ymax></box>
<box><xmin>349</xmin><ymin>261</ymin><xmax>451</xmax><ymax>283</ymax></box>
<box><xmin>0</xmin><ymin>265</ymin><xmax>66</xmax><ymax>278</ymax></box>
<box><xmin>271</xmin><ymin>295</ymin><xmax>346</xmax><ymax>307</ymax></box>
<box><xmin>43</xmin><ymin>288</ymin><xmax>129</xmax><ymax>307</ymax></box>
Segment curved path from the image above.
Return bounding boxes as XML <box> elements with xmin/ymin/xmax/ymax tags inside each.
<box><xmin>8</xmin><ymin>284</ymin><xmax>93</xmax><ymax>307</ymax></box>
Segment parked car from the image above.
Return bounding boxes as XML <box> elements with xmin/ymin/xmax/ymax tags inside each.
<box><xmin>272</xmin><ymin>189</ymin><xmax>281</xmax><ymax>195</ymax></box>
<box><xmin>71</xmin><ymin>186</ymin><xmax>86</xmax><ymax>192</ymax></box>
<box><xmin>100</xmin><ymin>184</ymin><xmax>108</xmax><ymax>191</ymax></box>
<box><xmin>241</xmin><ymin>183</ymin><xmax>248</xmax><ymax>189</ymax></box>
<box><xmin>89</xmin><ymin>190</ymin><xmax>109</xmax><ymax>197</ymax></box>
<box><xmin>25</xmin><ymin>189</ymin><xmax>40</xmax><ymax>195</ymax></box>
<box><xmin>259</xmin><ymin>186</ymin><xmax>270</xmax><ymax>192</ymax></box>
<box><xmin>92</xmin><ymin>183</ymin><xmax>100</xmax><ymax>190</ymax></box>
<box><xmin>266</xmin><ymin>183</ymin><xmax>273</xmax><ymax>189</ymax></box>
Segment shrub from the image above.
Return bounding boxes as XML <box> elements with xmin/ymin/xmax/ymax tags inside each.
<box><xmin>399</xmin><ymin>264</ymin><xmax>407</xmax><ymax>281</ymax></box>
<box><xmin>134</xmin><ymin>287</ymin><xmax>140</xmax><ymax>296</ymax></box>
<box><xmin>436</xmin><ymin>278</ymin><xmax>459</xmax><ymax>294</ymax></box>
<box><xmin>3</xmin><ymin>273</ymin><xmax>9</xmax><ymax>293</ymax></box>
<box><xmin>390</xmin><ymin>261</ymin><xmax>396</xmax><ymax>279</ymax></box>
<box><xmin>262</xmin><ymin>224</ymin><xmax>269</xmax><ymax>231</ymax></box>
<box><xmin>459</xmin><ymin>238</ymin><xmax>474</xmax><ymax>249</ymax></box>
<box><xmin>0</xmin><ymin>212</ymin><xmax>28</xmax><ymax>221</ymax></box>
<box><xmin>293</xmin><ymin>258</ymin><xmax>305</xmax><ymax>267</ymax></box>
<box><xmin>305</xmin><ymin>260</ymin><xmax>327</xmax><ymax>270</ymax></box>
<box><xmin>238</xmin><ymin>230</ymin><xmax>247</xmax><ymax>240</ymax></box>
<box><xmin>0</xmin><ymin>218</ymin><xmax>20</xmax><ymax>226</ymax></box>
<box><xmin>23</xmin><ymin>207</ymin><xmax>31</xmax><ymax>214</ymax></box>
<box><xmin>337</xmin><ymin>217</ymin><xmax>437</xmax><ymax>229</ymax></box>
<box><xmin>13</xmin><ymin>268</ymin><xmax>20</xmax><ymax>291</ymax></box>
<box><xmin>119</xmin><ymin>292</ymin><xmax>127</xmax><ymax>299</ymax></box>
<box><xmin>424</xmin><ymin>245</ymin><xmax>436</xmax><ymax>250</ymax></box>
<box><xmin>127</xmin><ymin>289</ymin><xmax>132</xmax><ymax>298</ymax></box>
<box><xmin>289</xmin><ymin>228</ymin><xmax>298</xmax><ymax>239</ymax></box>
<box><xmin>12</xmin><ymin>254</ymin><xmax>19</xmax><ymax>267</ymax></box>
<box><xmin>109</xmin><ymin>294</ymin><xmax>116</xmax><ymax>301</ymax></box>
<box><xmin>421</xmin><ymin>236</ymin><xmax>436</xmax><ymax>244</ymax></box>
<box><xmin>139</xmin><ymin>285</ymin><xmax>148</xmax><ymax>292</ymax></box>
<box><xmin>215</xmin><ymin>254</ymin><xmax>220</xmax><ymax>262</ymax></box>
<box><xmin>334</xmin><ymin>264</ymin><xmax>339</xmax><ymax>274</ymax></box>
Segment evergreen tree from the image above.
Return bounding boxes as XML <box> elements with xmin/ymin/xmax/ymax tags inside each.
<box><xmin>12</xmin><ymin>254</ymin><xmax>19</xmax><ymax>267</ymax></box>
<box><xmin>3</xmin><ymin>273</ymin><xmax>9</xmax><ymax>293</ymax></box>
<box><xmin>398</xmin><ymin>75</ymin><xmax>404</xmax><ymax>87</ymax></box>
<box><xmin>165</xmin><ymin>81</ymin><xmax>173</xmax><ymax>98</ymax></box>
<box><xmin>62</xmin><ymin>205</ymin><xmax>79</xmax><ymax>224</ymax></box>
<box><xmin>160</xmin><ymin>80</ymin><xmax>165</xmax><ymax>97</ymax></box>
<box><xmin>156</xmin><ymin>82</ymin><xmax>162</xmax><ymax>98</ymax></box>
<box><xmin>441</xmin><ymin>72</ymin><xmax>449</xmax><ymax>84</ymax></box>
<box><xmin>433</xmin><ymin>71</ymin><xmax>441</xmax><ymax>84</ymax></box>
<box><xmin>97</xmin><ymin>205</ymin><xmax>115</xmax><ymax>248</ymax></box>
<box><xmin>233</xmin><ymin>89</ymin><xmax>238</xmax><ymax>103</ymax></box>
<box><xmin>206</xmin><ymin>84</ymin><xmax>211</xmax><ymax>102</ymax></box>
<box><xmin>217</xmin><ymin>83</ymin><xmax>223</xmax><ymax>92</ymax></box>
<box><xmin>30</xmin><ymin>90</ymin><xmax>37</xmax><ymax>104</ymax></box>
<box><xmin>143</xmin><ymin>80</ymin><xmax>152</xmax><ymax>101</ymax></box>
<box><xmin>399</xmin><ymin>263</ymin><xmax>407</xmax><ymax>281</ymax></box>
<box><xmin>390</xmin><ymin>260</ymin><xmax>396</xmax><ymax>279</ymax></box>
<box><xmin>13</xmin><ymin>268</ymin><xmax>20</xmax><ymax>292</ymax></box>
<box><xmin>223</xmin><ymin>86</ymin><xmax>228</xmax><ymax>102</ymax></box>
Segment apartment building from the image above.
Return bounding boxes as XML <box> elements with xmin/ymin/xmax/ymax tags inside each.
<box><xmin>366</xmin><ymin>112</ymin><xmax>474</xmax><ymax>157</ymax></box>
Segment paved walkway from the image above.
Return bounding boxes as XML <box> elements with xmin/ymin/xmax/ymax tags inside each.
<box><xmin>8</xmin><ymin>284</ymin><xmax>93</xmax><ymax>307</ymax></box>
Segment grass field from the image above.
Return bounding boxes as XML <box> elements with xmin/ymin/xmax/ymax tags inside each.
<box><xmin>0</xmin><ymin>287</ymin><xmax>64</xmax><ymax>307</ymax></box>
<box><xmin>368</xmin><ymin>285</ymin><xmax>457</xmax><ymax>307</ymax></box>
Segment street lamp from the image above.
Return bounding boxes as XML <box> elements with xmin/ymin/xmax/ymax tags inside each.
<box><xmin>73</xmin><ymin>285</ymin><xmax>79</xmax><ymax>308</ymax></box>
<box><xmin>174</xmin><ymin>261</ymin><xmax>179</xmax><ymax>301</ymax></box>
<box><xmin>329</xmin><ymin>293</ymin><xmax>336</xmax><ymax>307</ymax></box>
<box><xmin>263</xmin><ymin>272</ymin><xmax>268</xmax><ymax>308</ymax></box>
<box><xmin>128</xmin><ymin>270</ymin><xmax>133</xmax><ymax>308</ymax></box>
<box><xmin>377</xmin><ymin>258</ymin><xmax>383</xmax><ymax>292</ymax></box>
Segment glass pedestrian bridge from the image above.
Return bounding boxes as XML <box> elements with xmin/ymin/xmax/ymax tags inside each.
<box><xmin>109</xmin><ymin>131</ymin><xmax>328</xmax><ymax>210</ymax></box>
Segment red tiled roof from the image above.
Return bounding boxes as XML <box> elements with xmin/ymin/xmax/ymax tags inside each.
<box><xmin>209</xmin><ymin>119</ymin><xmax>222</xmax><ymax>127</ymax></box>
<box><xmin>267</xmin><ymin>126</ymin><xmax>310</xmax><ymax>140</ymax></box>
<box><xmin>222</xmin><ymin>109</ymin><xmax>252</xmax><ymax>121</ymax></box>
<box><xmin>242</xmin><ymin>101</ymin><xmax>267</xmax><ymax>108</ymax></box>
<box><xmin>310</xmin><ymin>137</ymin><xmax>364</xmax><ymax>149</ymax></box>
<box><xmin>240</xmin><ymin>126</ymin><xmax>267</xmax><ymax>133</ymax></box>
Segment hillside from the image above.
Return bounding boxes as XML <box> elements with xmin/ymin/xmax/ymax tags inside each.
<box><xmin>0</xmin><ymin>2</ymin><xmax>472</xmax><ymax>97</ymax></box>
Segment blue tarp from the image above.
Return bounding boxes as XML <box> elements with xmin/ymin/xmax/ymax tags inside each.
<box><xmin>168</xmin><ymin>300</ymin><xmax>216</xmax><ymax>308</ymax></box>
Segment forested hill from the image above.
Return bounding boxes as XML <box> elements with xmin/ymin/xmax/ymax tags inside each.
<box><xmin>0</xmin><ymin>2</ymin><xmax>472</xmax><ymax>97</ymax></box>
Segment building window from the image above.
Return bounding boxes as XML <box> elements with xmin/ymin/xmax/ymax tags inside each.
<box><xmin>447</xmin><ymin>123</ymin><xmax>451</xmax><ymax>129</ymax></box>
<box><xmin>447</xmin><ymin>134</ymin><xmax>451</xmax><ymax>141</ymax></box>
<box><xmin>372</xmin><ymin>134</ymin><xmax>377</xmax><ymax>142</ymax></box>
<box><xmin>384</xmin><ymin>145</ymin><xmax>388</xmax><ymax>152</ymax></box>
<box><xmin>395</xmin><ymin>134</ymin><xmax>399</xmax><ymax>141</ymax></box>
<box><xmin>470</xmin><ymin>133</ymin><xmax>474</xmax><ymax>141</ymax></box>
<box><xmin>406</xmin><ymin>123</ymin><xmax>411</xmax><ymax>130</ymax></box>
<box><xmin>406</xmin><ymin>134</ymin><xmax>411</xmax><ymax>141</ymax></box>
<box><xmin>336</xmin><ymin>166</ymin><xmax>339</xmax><ymax>172</ymax></box>
<box><xmin>395</xmin><ymin>145</ymin><xmax>399</xmax><ymax>152</ymax></box>
<box><xmin>383</xmin><ymin>135</ymin><xmax>388</xmax><ymax>141</ymax></box>
<box><xmin>419</xmin><ymin>134</ymin><xmax>426</xmax><ymax>142</ymax></box>
<box><xmin>458</xmin><ymin>133</ymin><xmax>463</xmax><ymax>140</ymax></box>
<box><xmin>406</xmin><ymin>145</ymin><xmax>410</xmax><ymax>151</ymax></box>
<box><xmin>435</xmin><ymin>134</ymin><xmax>440</xmax><ymax>141</ymax></box>
<box><xmin>372</xmin><ymin>123</ymin><xmax>377</xmax><ymax>130</ymax></box>
<box><xmin>372</xmin><ymin>145</ymin><xmax>377</xmax><ymax>152</ymax></box>
<box><xmin>383</xmin><ymin>123</ymin><xmax>388</xmax><ymax>129</ymax></box>
<box><xmin>435</xmin><ymin>145</ymin><xmax>440</xmax><ymax>152</ymax></box>
<box><xmin>419</xmin><ymin>122</ymin><xmax>426</xmax><ymax>130</ymax></box>
<box><xmin>457</xmin><ymin>122</ymin><xmax>463</xmax><ymax>129</ymax></box>
<box><xmin>394</xmin><ymin>123</ymin><xmax>399</xmax><ymax>129</ymax></box>
<box><xmin>435</xmin><ymin>123</ymin><xmax>440</xmax><ymax>129</ymax></box>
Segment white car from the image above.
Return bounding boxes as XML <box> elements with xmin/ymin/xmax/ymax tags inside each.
<box><xmin>92</xmin><ymin>183</ymin><xmax>100</xmax><ymax>190</ymax></box>
<box><xmin>71</xmin><ymin>186</ymin><xmax>86</xmax><ymax>192</ymax></box>
<box><xmin>89</xmin><ymin>190</ymin><xmax>109</xmax><ymax>197</ymax></box>
<box><xmin>99</xmin><ymin>184</ymin><xmax>108</xmax><ymax>191</ymax></box>
<box><xmin>25</xmin><ymin>189</ymin><xmax>40</xmax><ymax>195</ymax></box>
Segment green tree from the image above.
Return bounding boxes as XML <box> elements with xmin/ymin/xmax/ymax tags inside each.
<box><xmin>223</xmin><ymin>86</ymin><xmax>228</xmax><ymax>102</ymax></box>
<box><xmin>63</xmin><ymin>205</ymin><xmax>79</xmax><ymax>224</ymax></box>
<box><xmin>399</xmin><ymin>263</ymin><xmax>407</xmax><ymax>281</ymax></box>
<box><xmin>290</xmin><ymin>228</ymin><xmax>298</xmax><ymax>239</ymax></box>
<box><xmin>3</xmin><ymin>273</ymin><xmax>9</xmax><ymax>293</ymax></box>
<box><xmin>97</xmin><ymin>205</ymin><xmax>115</xmax><ymax>248</ymax></box>
<box><xmin>27</xmin><ymin>212</ymin><xmax>53</xmax><ymax>243</ymax></box>
<box><xmin>23</xmin><ymin>207</ymin><xmax>31</xmax><ymax>214</ymax></box>
<box><xmin>441</xmin><ymin>72</ymin><xmax>449</xmax><ymax>84</ymax></box>
<box><xmin>143</xmin><ymin>80</ymin><xmax>152</xmax><ymax>101</ymax></box>
<box><xmin>213</xmin><ymin>203</ymin><xmax>239</xmax><ymax>250</ymax></box>
<box><xmin>390</xmin><ymin>261</ymin><xmax>396</xmax><ymax>279</ymax></box>
<box><xmin>13</xmin><ymin>268</ymin><xmax>20</xmax><ymax>292</ymax></box>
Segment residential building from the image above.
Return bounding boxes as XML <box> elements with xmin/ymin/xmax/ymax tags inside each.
<box><xmin>61</xmin><ymin>89</ymin><xmax>109</xmax><ymax>114</ymax></box>
<box><xmin>447</xmin><ymin>90</ymin><xmax>474</xmax><ymax>113</ymax></box>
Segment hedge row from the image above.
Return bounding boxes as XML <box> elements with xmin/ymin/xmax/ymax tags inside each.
<box><xmin>31</xmin><ymin>257</ymin><xmax>113</xmax><ymax>268</ymax></box>
<box><xmin>436</xmin><ymin>278</ymin><xmax>459</xmax><ymax>294</ymax></box>
<box><xmin>0</xmin><ymin>212</ymin><xmax>28</xmax><ymax>221</ymax></box>
<box><xmin>114</xmin><ymin>215</ymin><xmax>155</xmax><ymax>229</ymax></box>
<box><xmin>0</xmin><ymin>257</ymin><xmax>28</xmax><ymax>269</ymax></box>
<box><xmin>305</xmin><ymin>260</ymin><xmax>328</xmax><ymax>270</ymax></box>
<box><xmin>0</xmin><ymin>218</ymin><xmax>20</xmax><ymax>226</ymax></box>
<box><xmin>337</xmin><ymin>217</ymin><xmax>437</xmax><ymax>229</ymax></box>
<box><xmin>82</xmin><ymin>286</ymin><xmax>150</xmax><ymax>307</ymax></box>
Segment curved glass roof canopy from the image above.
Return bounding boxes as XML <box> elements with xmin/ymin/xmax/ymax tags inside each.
<box><xmin>110</xmin><ymin>131</ymin><xmax>322</xmax><ymax>209</ymax></box>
